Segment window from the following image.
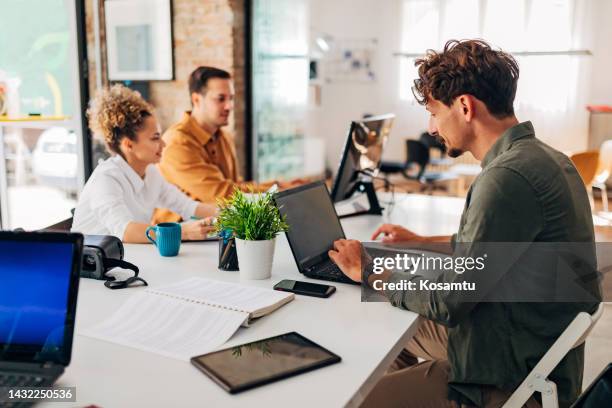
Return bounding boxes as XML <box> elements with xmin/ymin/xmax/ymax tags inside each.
<box><xmin>399</xmin><ymin>0</ymin><xmax>585</xmax><ymax>112</ymax></box>
<box><xmin>0</xmin><ymin>0</ymin><xmax>86</xmax><ymax>229</ymax></box>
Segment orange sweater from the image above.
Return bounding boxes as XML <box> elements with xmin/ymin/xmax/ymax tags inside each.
<box><xmin>158</xmin><ymin>112</ymin><xmax>264</xmax><ymax>206</ymax></box>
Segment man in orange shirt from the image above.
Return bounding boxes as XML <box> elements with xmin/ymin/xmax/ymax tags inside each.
<box><xmin>158</xmin><ymin>67</ymin><xmax>270</xmax><ymax>208</ymax></box>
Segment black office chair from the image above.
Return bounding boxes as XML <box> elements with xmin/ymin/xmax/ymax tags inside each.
<box><xmin>380</xmin><ymin>140</ymin><xmax>456</xmax><ymax>193</ymax></box>
<box><xmin>41</xmin><ymin>208</ymin><xmax>75</xmax><ymax>232</ymax></box>
<box><xmin>420</xmin><ymin>132</ymin><xmax>452</xmax><ymax>166</ymax></box>
<box><xmin>42</xmin><ymin>217</ymin><xmax>73</xmax><ymax>231</ymax></box>
<box><xmin>419</xmin><ymin>132</ymin><xmax>446</xmax><ymax>154</ymax></box>
<box><xmin>380</xmin><ymin>140</ymin><xmax>427</xmax><ymax>179</ymax></box>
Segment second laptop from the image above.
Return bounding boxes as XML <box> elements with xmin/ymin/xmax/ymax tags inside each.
<box><xmin>275</xmin><ymin>181</ymin><xmax>357</xmax><ymax>285</ymax></box>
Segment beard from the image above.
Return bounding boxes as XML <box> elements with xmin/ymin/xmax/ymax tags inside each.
<box><xmin>447</xmin><ymin>148</ymin><xmax>464</xmax><ymax>158</ymax></box>
<box><xmin>435</xmin><ymin>134</ymin><xmax>464</xmax><ymax>158</ymax></box>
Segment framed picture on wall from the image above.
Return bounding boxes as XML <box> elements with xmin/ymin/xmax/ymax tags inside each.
<box><xmin>104</xmin><ymin>0</ymin><xmax>174</xmax><ymax>80</ymax></box>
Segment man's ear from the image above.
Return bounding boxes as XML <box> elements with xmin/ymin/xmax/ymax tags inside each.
<box><xmin>457</xmin><ymin>94</ymin><xmax>474</xmax><ymax>122</ymax></box>
<box><xmin>191</xmin><ymin>92</ymin><xmax>200</xmax><ymax>107</ymax></box>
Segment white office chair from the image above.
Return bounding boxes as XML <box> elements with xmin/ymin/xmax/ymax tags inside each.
<box><xmin>502</xmin><ymin>303</ymin><xmax>604</xmax><ymax>408</ymax></box>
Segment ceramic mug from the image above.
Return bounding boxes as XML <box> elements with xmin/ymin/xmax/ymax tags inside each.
<box><xmin>146</xmin><ymin>222</ymin><xmax>181</xmax><ymax>257</ymax></box>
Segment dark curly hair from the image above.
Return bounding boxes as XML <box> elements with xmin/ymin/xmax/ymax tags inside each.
<box><xmin>412</xmin><ymin>39</ymin><xmax>519</xmax><ymax>119</ymax></box>
<box><xmin>87</xmin><ymin>84</ymin><xmax>154</xmax><ymax>156</ymax></box>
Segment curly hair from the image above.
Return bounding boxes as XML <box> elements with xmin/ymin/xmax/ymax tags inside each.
<box><xmin>87</xmin><ymin>84</ymin><xmax>154</xmax><ymax>155</ymax></box>
<box><xmin>412</xmin><ymin>39</ymin><xmax>519</xmax><ymax>118</ymax></box>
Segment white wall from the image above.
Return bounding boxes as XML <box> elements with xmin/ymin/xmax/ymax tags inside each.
<box><xmin>308</xmin><ymin>0</ymin><xmax>428</xmax><ymax>170</ymax></box>
<box><xmin>307</xmin><ymin>0</ymin><xmax>612</xmax><ymax>172</ymax></box>
<box><xmin>588</xmin><ymin>0</ymin><xmax>612</xmax><ymax>106</ymax></box>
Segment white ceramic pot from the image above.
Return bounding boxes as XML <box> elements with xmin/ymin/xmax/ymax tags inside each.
<box><xmin>235</xmin><ymin>237</ymin><xmax>276</xmax><ymax>280</ymax></box>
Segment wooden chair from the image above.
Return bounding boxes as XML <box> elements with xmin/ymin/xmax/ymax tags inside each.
<box><xmin>570</xmin><ymin>151</ymin><xmax>600</xmax><ymax>209</ymax></box>
<box><xmin>594</xmin><ymin>140</ymin><xmax>612</xmax><ymax>212</ymax></box>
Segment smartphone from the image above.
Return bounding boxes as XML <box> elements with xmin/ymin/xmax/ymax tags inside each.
<box><xmin>274</xmin><ymin>280</ymin><xmax>336</xmax><ymax>298</ymax></box>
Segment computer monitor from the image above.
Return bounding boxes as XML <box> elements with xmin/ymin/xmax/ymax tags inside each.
<box><xmin>331</xmin><ymin>114</ymin><xmax>394</xmax><ymax>217</ymax></box>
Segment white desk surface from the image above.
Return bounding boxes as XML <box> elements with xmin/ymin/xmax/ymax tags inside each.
<box><xmin>50</xmin><ymin>193</ymin><xmax>464</xmax><ymax>408</ymax></box>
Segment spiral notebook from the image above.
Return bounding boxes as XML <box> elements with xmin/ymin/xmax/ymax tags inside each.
<box><xmin>79</xmin><ymin>277</ymin><xmax>294</xmax><ymax>361</ymax></box>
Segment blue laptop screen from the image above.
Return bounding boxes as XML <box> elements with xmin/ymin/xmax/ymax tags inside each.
<box><xmin>0</xmin><ymin>240</ymin><xmax>74</xmax><ymax>351</ymax></box>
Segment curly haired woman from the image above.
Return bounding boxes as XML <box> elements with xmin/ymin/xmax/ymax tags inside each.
<box><xmin>72</xmin><ymin>85</ymin><xmax>217</xmax><ymax>243</ymax></box>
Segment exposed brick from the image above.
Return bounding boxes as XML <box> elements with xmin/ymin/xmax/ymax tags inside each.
<box><xmin>85</xmin><ymin>0</ymin><xmax>247</xmax><ymax>177</ymax></box>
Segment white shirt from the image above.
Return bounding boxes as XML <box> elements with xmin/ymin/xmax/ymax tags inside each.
<box><xmin>72</xmin><ymin>155</ymin><xmax>198</xmax><ymax>239</ymax></box>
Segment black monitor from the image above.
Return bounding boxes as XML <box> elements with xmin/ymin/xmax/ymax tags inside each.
<box><xmin>331</xmin><ymin>114</ymin><xmax>394</xmax><ymax>217</ymax></box>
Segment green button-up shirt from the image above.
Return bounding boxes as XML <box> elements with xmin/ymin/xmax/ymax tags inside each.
<box><xmin>384</xmin><ymin>121</ymin><xmax>600</xmax><ymax>407</ymax></box>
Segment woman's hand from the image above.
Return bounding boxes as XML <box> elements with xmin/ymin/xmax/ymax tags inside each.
<box><xmin>194</xmin><ymin>203</ymin><xmax>218</xmax><ymax>219</ymax></box>
<box><xmin>181</xmin><ymin>218</ymin><xmax>216</xmax><ymax>241</ymax></box>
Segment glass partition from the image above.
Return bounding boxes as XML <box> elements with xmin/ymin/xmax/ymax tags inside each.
<box><xmin>251</xmin><ymin>0</ymin><xmax>309</xmax><ymax>181</ymax></box>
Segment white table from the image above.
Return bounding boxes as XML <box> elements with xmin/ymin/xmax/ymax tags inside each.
<box><xmin>50</xmin><ymin>193</ymin><xmax>464</xmax><ymax>408</ymax></box>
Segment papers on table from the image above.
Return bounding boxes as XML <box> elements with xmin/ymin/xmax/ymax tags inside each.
<box><xmin>79</xmin><ymin>278</ymin><xmax>294</xmax><ymax>360</ymax></box>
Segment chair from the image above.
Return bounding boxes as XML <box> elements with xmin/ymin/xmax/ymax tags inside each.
<box><xmin>419</xmin><ymin>132</ymin><xmax>452</xmax><ymax>166</ymax></box>
<box><xmin>593</xmin><ymin>140</ymin><xmax>612</xmax><ymax>212</ymax></box>
<box><xmin>419</xmin><ymin>131</ymin><xmax>446</xmax><ymax>154</ymax></box>
<box><xmin>380</xmin><ymin>140</ymin><xmax>457</xmax><ymax>193</ymax></box>
<box><xmin>380</xmin><ymin>140</ymin><xmax>427</xmax><ymax>185</ymax></box>
<box><xmin>570</xmin><ymin>151</ymin><xmax>600</xmax><ymax>209</ymax></box>
<box><xmin>41</xmin><ymin>217</ymin><xmax>73</xmax><ymax>231</ymax></box>
<box><xmin>41</xmin><ymin>208</ymin><xmax>75</xmax><ymax>232</ymax></box>
<box><xmin>502</xmin><ymin>303</ymin><xmax>604</xmax><ymax>408</ymax></box>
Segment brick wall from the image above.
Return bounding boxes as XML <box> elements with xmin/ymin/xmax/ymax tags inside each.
<box><xmin>85</xmin><ymin>0</ymin><xmax>247</xmax><ymax>176</ymax></box>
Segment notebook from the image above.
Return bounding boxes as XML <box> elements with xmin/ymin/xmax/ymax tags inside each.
<box><xmin>79</xmin><ymin>277</ymin><xmax>294</xmax><ymax>361</ymax></box>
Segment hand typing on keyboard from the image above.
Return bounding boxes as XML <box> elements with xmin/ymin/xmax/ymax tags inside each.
<box><xmin>328</xmin><ymin>239</ymin><xmax>362</xmax><ymax>282</ymax></box>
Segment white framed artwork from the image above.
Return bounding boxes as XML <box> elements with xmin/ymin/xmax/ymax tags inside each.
<box><xmin>104</xmin><ymin>0</ymin><xmax>174</xmax><ymax>80</ymax></box>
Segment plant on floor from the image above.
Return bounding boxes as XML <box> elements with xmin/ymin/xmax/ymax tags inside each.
<box><xmin>215</xmin><ymin>189</ymin><xmax>288</xmax><ymax>241</ymax></box>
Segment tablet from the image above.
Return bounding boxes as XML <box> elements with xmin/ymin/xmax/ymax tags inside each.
<box><xmin>190</xmin><ymin>332</ymin><xmax>341</xmax><ymax>394</ymax></box>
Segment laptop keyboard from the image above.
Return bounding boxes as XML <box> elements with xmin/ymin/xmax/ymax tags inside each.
<box><xmin>307</xmin><ymin>260</ymin><xmax>354</xmax><ymax>283</ymax></box>
<box><xmin>0</xmin><ymin>373</ymin><xmax>52</xmax><ymax>407</ymax></box>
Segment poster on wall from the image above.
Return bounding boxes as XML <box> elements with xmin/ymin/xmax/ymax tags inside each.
<box><xmin>104</xmin><ymin>0</ymin><xmax>174</xmax><ymax>81</ymax></box>
<box><xmin>324</xmin><ymin>38</ymin><xmax>378</xmax><ymax>83</ymax></box>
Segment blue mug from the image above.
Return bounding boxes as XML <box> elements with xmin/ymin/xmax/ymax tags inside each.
<box><xmin>146</xmin><ymin>222</ymin><xmax>181</xmax><ymax>257</ymax></box>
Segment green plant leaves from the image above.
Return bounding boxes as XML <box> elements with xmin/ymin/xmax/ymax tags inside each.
<box><xmin>215</xmin><ymin>189</ymin><xmax>289</xmax><ymax>241</ymax></box>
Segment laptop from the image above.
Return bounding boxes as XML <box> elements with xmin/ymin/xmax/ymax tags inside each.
<box><xmin>275</xmin><ymin>181</ymin><xmax>357</xmax><ymax>284</ymax></box>
<box><xmin>0</xmin><ymin>231</ymin><xmax>83</xmax><ymax>390</ymax></box>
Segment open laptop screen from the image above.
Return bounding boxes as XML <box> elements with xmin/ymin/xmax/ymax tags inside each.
<box><xmin>0</xmin><ymin>232</ymin><xmax>82</xmax><ymax>365</ymax></box>
<box><xmin>275</xmin><ymin>182</ymin><xmax>345</xmax><ymax>268</ymax></box>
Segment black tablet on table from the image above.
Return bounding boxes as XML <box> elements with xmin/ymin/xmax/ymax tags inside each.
<box><xmin>191</xmin><ymin>332</ymin><xmax>341</xmax><ymax>394</ymax></box>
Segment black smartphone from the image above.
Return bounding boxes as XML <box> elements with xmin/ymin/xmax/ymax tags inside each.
<box><xmin>273</xmin><ymin>279</ymin><xmax>336</xmax><ymax>298</ymax></box>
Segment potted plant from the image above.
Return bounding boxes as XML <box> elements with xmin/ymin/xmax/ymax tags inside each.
<box><xmin>216</xmin><ymin>189</ymin><xmax>288</xmax><ymax>280</ymax></box>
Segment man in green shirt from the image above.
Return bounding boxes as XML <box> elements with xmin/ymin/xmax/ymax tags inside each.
<box><xmin>329</xmin><ymin>39</ymin><xmax>600</xmax><ymax>407</ymax></box>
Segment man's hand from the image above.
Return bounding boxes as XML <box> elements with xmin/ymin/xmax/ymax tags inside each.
<box><xmin>371</xmin><ymin>224</ymin><xmax>423</xmax><ymax>243</ymax></box>
<box><xmin>328</xmin><ymin>239</ymin><xmax>363</xmax><ymax>282</ymax></box>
